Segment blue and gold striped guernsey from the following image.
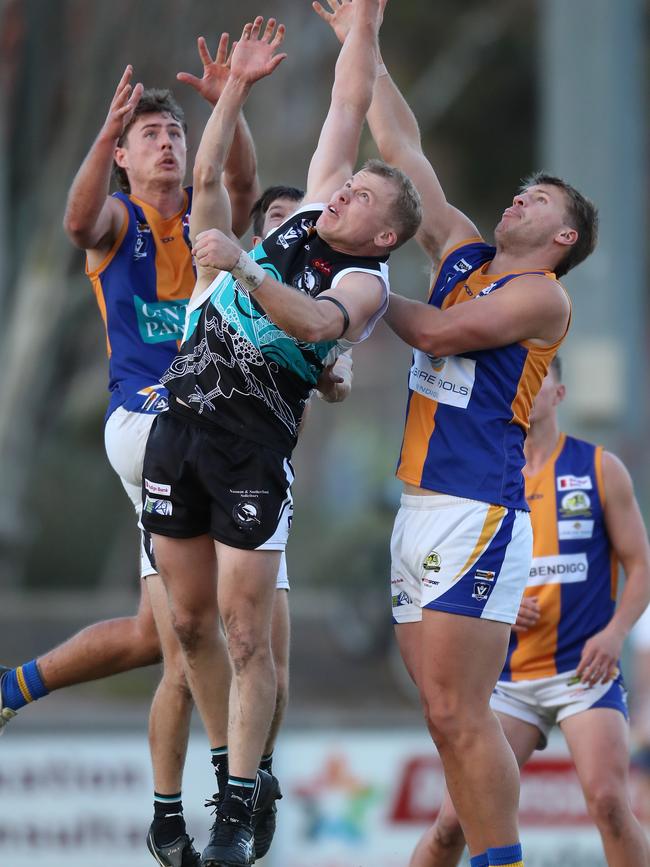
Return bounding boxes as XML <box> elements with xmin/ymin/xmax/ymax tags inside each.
<box><xmin>87</xmin><ymin>188</ymin><xmax>195</xmax><ymax>419</ymax></box>
<box><xmin>397</xmin><ymin>239</ymin><xmax>570</xmax><ymax>511</ymax></box>
<box><xmin>502</xmin><ymin>434</ymin><xmax>617</xmax><ymax>681</ymax></box>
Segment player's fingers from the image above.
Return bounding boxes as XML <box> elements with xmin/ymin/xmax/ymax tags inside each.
<box><xmin>268</xmin><ymin>54</ymin><xmax>287</xmax><ymax>73</ymax></box>
<box><xmin>127</xmin><ymin>82</ymin><xmax>144</xmax><ymax>108</ymax></box>
<box><xmin>312</xmin><ymin>1</ymin><xmax>333</xmax><ymax>20</ymax></box>
<box><xmin>271</xmin><ymin>23</ymin><xmax>286</xmax><ymax>48</ymax></box>
<box><xmin>114</xmin><ymin>65</ymin><xmax>133</xmax><ymax>97</ymax></box>
<box><xmin>214</xmin><ymin>33</ymin><xmax>228</xmax><ymax>66</ymax></box>
<box><xmin>176</xmin><ymin>72</ymin><xmax>202</xmax><ymax>91</ymax></box>
<box><xmin>250</xmin><ymin>16</ymin><xmax>263</xmax><ymax>41</ymax></box>
<box><xmin>262</xmin><ymin>18</ymin><xmax>276</xmax><ymax>42</ymax></box>
<box><xmin>241</xmin><ymin>21</ymin><xmax>253</xmax><ymax>40</ymax></box>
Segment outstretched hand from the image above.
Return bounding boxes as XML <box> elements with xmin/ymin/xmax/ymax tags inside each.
<box><xmin>177</xmin><ymin>34</ymin><xmax>235</xmax><ymax>106</ymax></box>
<box><xmin>313</xmin><ymin>0</ymin><xmax>388</xmax><ymax>45</ymax></box>
<box><xmin>230</xmin><ymin>17</ymin><xmax>287</xmax><ymax>85</ymax></box>
<box><xmin>103</xmin><ymin>65</ymin><xmax>143</xmax><ymax>140</ymax></box>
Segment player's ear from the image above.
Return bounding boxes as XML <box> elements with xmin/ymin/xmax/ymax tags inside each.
<box><xmin>555</xmin><ymin>226</ymin><xmax>578</xmax><ymax>247</ymax></box>
<box><xmin>375</xmin><ymin>228</ymin><xmax>397</xmax><ymax>250</ymax></box>
<box><xmin>114</xmin><ymin>145</ymin><xmax>128</xmax><ymax>169</ymax></box>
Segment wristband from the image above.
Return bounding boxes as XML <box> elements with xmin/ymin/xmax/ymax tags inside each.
<box><xmin>232</xmin><ymin>251</ymin><xmax>266</xmax><ymax>293</ymax></box>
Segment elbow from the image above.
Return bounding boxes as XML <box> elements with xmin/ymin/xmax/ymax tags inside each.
<box><xmin>298</xmin><ymin>323</ymin><xmax>328</xmax><ymax>344</ymax></box>
<box><xmin>63</xmin><ymin>214</ymin><xmax>91</xmax><ymax>249</ymax></box>
<box><xmin>193</xmin><ymin>161</ymin><xmax>221</xmax><ymax>193</ymax></box>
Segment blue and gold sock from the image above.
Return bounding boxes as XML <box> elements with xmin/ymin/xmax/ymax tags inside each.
<box><xmin>487</xmin><ymin>842</ymin><xmax>524</xmax><ymax>866</ymax></box>
<box><xmin>470</xmin><ymin>854</ymin><xmax>489</xmax><ymax>867</ymax></box>
<box><xmin>1</xmin><ymin>661</ymin><xmax>49</xmax><ymax>710</ymax></box>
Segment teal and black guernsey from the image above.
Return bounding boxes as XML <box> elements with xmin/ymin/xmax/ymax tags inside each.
<box><xmin>162</xmin><ymin>203</ymin><xmax>389</xmax><ymax>453</ymax></box>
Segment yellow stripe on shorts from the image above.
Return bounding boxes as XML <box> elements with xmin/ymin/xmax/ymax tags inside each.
<box><xmin>451</xmin><ymin>504</ymin><xmax>507</xmax><ymax>583</ymax></box>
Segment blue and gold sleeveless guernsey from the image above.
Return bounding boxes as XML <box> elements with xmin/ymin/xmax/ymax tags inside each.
<box><xmin>502</xmin><ymin>435</ymin><xmax>617</xmax><ymax>680</ymax></box>
<box><xmin>396</xmin><ymin>238</ymin><xmax>570</xmax><ymax>510</ymax></box>
<box><xmin>162</xmin><ymin>203</ymin><xmax>390</xmax><ymax>454</ymax></box>
<box><xmin>87</xmin><ymin>188</ymin><xmax>194</xmax><ymax>419</ymax></box>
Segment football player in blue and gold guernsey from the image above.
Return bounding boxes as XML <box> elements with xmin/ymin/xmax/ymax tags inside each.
<box><xmin>315</xmin><ymin>2</ymin><xmax>598</xmax><ymax>866</ymax></box>
<box><xmin>411</xmin><ymin>357</ymin><xmax>650</xmax><ymax>867</ymax></box>
<box><xmin>0</xmin><ymin>35</ymin><xmax>295</xmax><ymax>867</ymax></box>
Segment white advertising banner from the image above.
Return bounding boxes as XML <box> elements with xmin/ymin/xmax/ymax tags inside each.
<box><xmin>1</xmin><ymin>730</ymin><xmax>647</xmax><ymax>866</ymax></box>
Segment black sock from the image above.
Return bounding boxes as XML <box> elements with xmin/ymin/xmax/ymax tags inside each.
<box><xmin>211</xmin><ymin>746</ymin><xmax>229</xmax><ymax>797</ymax></box>
<box><xmin>221</xmin><ymin>776</ymin><xmax>256</xmax><ymax>824</ymax></box>
<box><xmin>259</xmin><ymin>752</ymin><xmax>273</xmax><ymax>775</ymax></box>
<box><xmin>152</xmin><ymin>792</ymin><xmax>186</xmax><ymax>845</ymax></box>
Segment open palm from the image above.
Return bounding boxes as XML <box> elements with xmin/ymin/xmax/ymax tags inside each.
<box><xmin>230</xmin><ymin>17</ymin><xmax>287</xmax><ymax>84</ymax></box>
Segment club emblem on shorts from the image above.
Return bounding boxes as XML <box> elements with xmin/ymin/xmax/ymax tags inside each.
<box><xmin>233</xmin><ymin>500</ymin><xmax>261</xmax><ymax>530</ymax></box>
<box><xmin>144</xmin><ymin>496</ymin><xmax>172</xmax><ymax>516</ymax></box>
<box><xmin>471</xmin><ymin>580</ymin><xmax>492</xmax><ymax>601</ymax></box>
<box><xmin>423</xmin><ymin>551</ymin><xmax>441</xmax><ymax>572</ymax></box>
<box><xmin>392</xmin><ymin>591</ymin><xmax>412</xmax><ymax>608</ymax></box>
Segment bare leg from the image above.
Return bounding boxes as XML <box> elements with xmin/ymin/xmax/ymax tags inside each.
<box><xmin>152</xmin><ymin>534</ymin><xmax>230</xmax><ymax>749</ymax></box>
<box><xmin>562</xmin><ymin>709</ymin><xmax>650</xmax><ymax>867</ymax></box>
<box><xmin>409</xmin><ymin>714</ymin><xmax>540</xmax><ymax>867</ymax></box>
<box><xmin>397</xmin><ymin>611</ymin><xmax>520</xmax><ymax>856</ymax></box>
<box><xmin>146</xmin><ymin>573</ymin><xmax>194</xmax><ymax>794</ymax></box>
<box><xmin>216</xmin><ymin>542</ymin><xmax>280</xmax><ymax>779</ymax></box>
<box><xmin>36</xmin><ymin>577</ymin><xmax>161</xmax><ymax>689</ymax></box>
<box><xmin>264</xmin><ymin>589</ymin><xmax>290</xmax><ymax>756</ymax></box>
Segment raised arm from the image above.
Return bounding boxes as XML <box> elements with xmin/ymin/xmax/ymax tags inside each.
<box><xmin>305</xmin><ymin>0</ymin><xmax>382</xmax><ymax>203</ymax></box>
<box><xmin>190</xmin><ymin>17</ymin><xmax>285</xmax><ymax>292</ymax></box>
<box><xmin>576</xmin><ymin>453</ymin><xmax>650</xmax><ymax>686</ymax></box>
<box><xmin>314</xmin><ymin>0</ymin><xmax>478</xmax><ymax>261</ymax></box>
<box><xmin>177</xmin><ymin>35</ymin><xmax>260</xmax><ymax>238</ymax></box>
<box><xmin>63</xmin><ymin>66</ymin><xmax>143</xmax><ymax>257</ymax></box>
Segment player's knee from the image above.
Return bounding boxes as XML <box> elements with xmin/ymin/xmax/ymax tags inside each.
<box><xmin>432</xmin><ymin>814</ymin><xmax>464</xmax><ymax>851</ymax></box>
<box><xmin>171</xmin><ymin>609</ymin><xmax>210</xmax><ymax>657</ymax></box>
<box><xmin>584</xmin><ymin>784</ymin><xmax>627</xmax><ymax>837</ymax></box>
<box><xmin>224</xmin><ymin>616</ymin><xmax>272</xmax><ymax>676</ymax></box>
<box><xmin>422</xmin><ymin>688</ymin><xmax>483</xmax><ymax>749</ymax></box>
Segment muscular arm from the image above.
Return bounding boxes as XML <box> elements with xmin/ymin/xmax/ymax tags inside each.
<box><xmin>367</xmin><ymin>69</ymin><xmax>478</xmax><ymax>260</ymax></box>
<box><xmin>313</xmin><ymin>0</ymin><xmax>477</xmax><ymax>259</ymax></box>
<box><xmin>225</xmin><ymin>113</ymin><xmax>260</xmax><ymax>238</ymax></box>
<box><xmin>385</xmin><ymin>274</ymin><xmax>570</xmax><ymax>356</ymax></box>
<box><xmin>305</xmin><ymin>0</ymin><xmax>382</xmax><ymax>203</ymax></box>
<box><xmin>177</xmin><ymin>35</ymin><xmax>260</xmax><ymax>238</ymax></box>
<box><xmin>192</xmin><ymin>229</ymin><xmax>384</xmax><ymax>343</ymax></box>
<box><xmin>63</xmin><ymin>66</ymin><xmax>142</xmax><ymax>257</ymax></box>
<box><xmin>576</xmin><ymin>452</ymin><xmax>650</xmax><ymax>685</ymax></box>
<box><xmin>190</xmin><ymin>18</ymin><xmax>285</xmax><ymax>294</ymax></box>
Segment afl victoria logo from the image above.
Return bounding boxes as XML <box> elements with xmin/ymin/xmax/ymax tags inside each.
<box><xmin>233</xmin><ymin>500</ymin><xmax>261</xmax><ymax>530</ymax></box>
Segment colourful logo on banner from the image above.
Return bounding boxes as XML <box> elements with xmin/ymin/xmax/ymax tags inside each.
<box><xmin>293</xmin><ymin>755</ymin><xmax>382</xmax><ymax>843</ymax></box>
